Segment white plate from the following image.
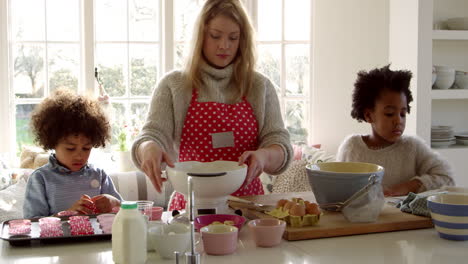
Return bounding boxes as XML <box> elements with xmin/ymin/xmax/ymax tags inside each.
<box><xmin>431</xmin><ymin>140</ymin><xmax>456</xmax><ymax>148</ymax></box>
<box><xmin>456</xmin><ymin>138</ymin><xmax>468</xmax><ymax>146</ymax></box>
<box><xmin>431</xmin><ymin>137</ymin><xmax>455</xmax><ymax>142</ymax></box>
<box><xmin>454</xmin><ymin>132</ymin><xmax>468</xmax><ymax>139</ymax></box>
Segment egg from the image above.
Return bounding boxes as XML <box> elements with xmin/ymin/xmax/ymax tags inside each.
<box><xmin>306</xmin><ymin>203</ymin><xmax>321</xmax><ymax>215</ymax></box>
<box><xmin>276</xmin><ymin>199</ymin><xmax>289</xmax><ymax>208</ymax></box>
<box><xmin>283</xmin><ymin>201</ymin><xmax>295</xmax><ymax>211</ymax></box>
<box><xmin>289</xmin><ymin>203</ymin><xmax>306</xmax><ymax>216</ymax></box>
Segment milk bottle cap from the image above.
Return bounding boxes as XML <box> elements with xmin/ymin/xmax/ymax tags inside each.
<box><xmin>121</xmin><ymin>201</ymin><xmax>137</xmax><ymax>209</ymax></box>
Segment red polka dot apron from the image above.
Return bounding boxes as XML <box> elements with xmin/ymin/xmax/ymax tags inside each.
<box><xmin>168</xmin><ymin>89</ymin><xmax>264</xmax><ymax>211</ymax></box>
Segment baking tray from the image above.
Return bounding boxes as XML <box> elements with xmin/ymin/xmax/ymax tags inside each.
<box><xmin>1</xmin><ymin>215</ymin><xmax>112</xmax><ymax>246</ymax></box>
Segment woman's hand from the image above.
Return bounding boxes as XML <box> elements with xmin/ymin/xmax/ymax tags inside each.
<box><xmin>384</xmin><ymin>179</ymin><xmax>423</xmax><ymax>196</ymax></box>
<box><xmin>239</xmin><ymin>145</ymin><xmax>285</xmax><ymax>186</ymax></box>
<box><xmin>238</xmin><ymin>149</ymin><xmax>269</xmax><ymax>186</ymax></box>
<box><xmin>91</xmin><ymin>194</ymin><xmax>121</xmax><ymax>213</ymax></box>
<box><xmin>138</xmin><ymin>141</ymin><xmax>174</xmax><ymax>193</ymax></box>
<box><xmin>68</xmin><ymin>194</ymin><xmax>95</xmax><ymax>215</ymax></box>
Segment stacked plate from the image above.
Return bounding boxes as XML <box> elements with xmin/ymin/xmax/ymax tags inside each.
<box><xmin>431</xmin><ymin>126</ymin><xmax>455</xmax><ymax>148</ymax></box>
<box><xmin>454</xmin><ymin>132</ymin><xmax>468</xmax><ymax>146</ymax></box>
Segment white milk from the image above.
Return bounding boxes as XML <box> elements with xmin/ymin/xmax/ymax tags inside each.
<box><xmin>112</xmin><ymin>201</ymin><xmax>147</xmax><ymax>264</ymax></box>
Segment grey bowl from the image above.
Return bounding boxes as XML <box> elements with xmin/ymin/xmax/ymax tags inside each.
<box><xmin>306</xmin><ymin>162</ymin><xmax>384</xmax><ymax>205</ymax></box>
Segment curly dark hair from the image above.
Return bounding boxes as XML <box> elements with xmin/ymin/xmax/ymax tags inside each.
<box><xmin>351</xmin><ymin>64</ymin><xmax>413</xmax><ymax>122</ymax></box>
<box><xmin>30</xmin><ymin>89</ymin><xmax>111</xmax><ymax>150</ymax></box>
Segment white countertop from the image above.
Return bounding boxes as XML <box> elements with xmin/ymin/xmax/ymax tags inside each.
<box><xmin>2</xmin><ymin>220</ymin><xmax>467</xmax><ymax>264</ymax></box>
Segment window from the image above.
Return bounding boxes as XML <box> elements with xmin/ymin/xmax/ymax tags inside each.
<box><xmin>1</xmin><ymin>0</ymin><xmax>312</xmax><ymax>157</ymax></box>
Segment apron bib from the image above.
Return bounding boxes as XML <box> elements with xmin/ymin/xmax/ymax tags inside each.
<box><xmin>168</xmin><ymin>89</ymin><xmax>264</xmax><ymax>211</ymax></box>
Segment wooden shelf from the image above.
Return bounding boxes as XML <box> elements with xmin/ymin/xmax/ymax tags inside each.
<box><xmin>431</xmin><ymin>89</ymin><xmax>468</xmax><ymax>99</ymax></box>
<box><xmin>433</xmin><ymin>30</ymin><xmax>468</xmax><ymax>40</ymax></box>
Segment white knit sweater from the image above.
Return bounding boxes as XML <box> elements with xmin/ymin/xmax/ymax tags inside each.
<box><xmin>131</xmin><ymin>64</ymin><xmax>293</xmax><ymax>174</ymax></box>
<box><xmin>336</xmin><ymin>134</ymin><xmax>455</xmax><ymax>192</ymax></box>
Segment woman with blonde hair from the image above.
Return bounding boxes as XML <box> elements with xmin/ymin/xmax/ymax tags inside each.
<box><xmin>132</xmin><ymin>0</ymin><xmax>292</xmax><ymax>211</ymax></box>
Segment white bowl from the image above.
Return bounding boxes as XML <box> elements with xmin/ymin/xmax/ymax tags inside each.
<box><xmin>427</xmin><ymin>193</ymin><xmax>468</xmax><ymax>241</ymax></box>
<box><xmin>148</xmin><ymin>223</ymin><xmax>191</xmax><ymax>259</ymax></box>
<box><xmin>446</xmin><ymin>17</ymin><xmax>468</xmax><ymax>30</ymax></box>
<box><xmin>434</xmin><ymin>65</ymin><xmax>455</xmax><ymax>72</ymax></box>
<box><xmin>434</xmin><ymin>75</ymin><xmax>455</xmax><ymax>89</ymax></box>
<box><xmin>454</xmin><ymin>72</ymin><xmax>468</xmax><ymax>89</ymax></box>
<box><xmin>166</xmin><ymin>160</ymin><xmax>247</xmax><ymax>200</ymax></box>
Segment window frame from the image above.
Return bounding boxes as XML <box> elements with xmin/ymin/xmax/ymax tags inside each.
<box><xmin>0</xmin><ymin>0</ymin><xmax>314</xmax><ymax>162</ymax></box>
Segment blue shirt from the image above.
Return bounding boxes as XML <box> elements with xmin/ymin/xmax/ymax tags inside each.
<box><xmin>23</xmin><ymin>154</ymin><xmax>122</xmax><ymax>218</ymax></box>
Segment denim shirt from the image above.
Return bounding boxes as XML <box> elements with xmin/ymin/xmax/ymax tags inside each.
<box><xmin>23</xmin><ymin>154</ymin><xmax>122</xmax><ymax>218</ymax></box>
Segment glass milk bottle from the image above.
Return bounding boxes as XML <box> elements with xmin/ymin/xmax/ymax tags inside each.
<box><xmin>112</xmin><ymin>201</ymin><xmax>147</xmax><ymax>264</ymax></box>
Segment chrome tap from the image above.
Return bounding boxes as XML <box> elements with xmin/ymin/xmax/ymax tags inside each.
<box><xmin>175</xmin><ymin>176</ymin><xmax>200</xmax><ymax>264</ymax></box>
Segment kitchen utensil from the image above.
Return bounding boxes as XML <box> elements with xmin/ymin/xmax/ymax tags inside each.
<box><xmin>227</xmin><ymin>196</ymin><xmax>275</xmax><ymax>212</ymax></box>
<box><xmin>166</xmin><ymin>161</ymin><xmax>247</xmax><ymax>216</ymax></box>
<box><xmin>319</xmin><ymin>174</ymin><xmax>379</xmax><ymax>211</ymax></box>
<box><xmin>306</xmin><ymin>162</ymin><xmax>384</xmax><ymax>205</ymax></box>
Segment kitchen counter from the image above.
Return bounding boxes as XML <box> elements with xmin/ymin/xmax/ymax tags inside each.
<box><xmin>2</xmin><ymin>225</ymin><xmax>467</xmax><ymax>264</ymax></box>
<box><xmin>2</xmin><ymin>192</ymin><xmax>467</xmax><ymax>263</ymax></box>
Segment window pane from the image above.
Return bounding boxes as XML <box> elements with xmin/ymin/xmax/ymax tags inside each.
<box><xmin>46</xmin><ymin>0</ymin><xmax>79</xmax><ymax>41</ymax></box>
<box><xmin>16</xmin><ymin>104</ymin><xmax>36</xmax><ymax>151</ymax></box>
<box><xmin>130</xmin><ymin>44</ymin><xmax>159</xmax><ymax>96</ymax></box>
<box><xmin>175</xmin><ymin>42</ymin><xmax>187</xmax><ymax>69</ymax></box>
<box><xmin>96</xmin><ymin>44</ymin><xmax>127</xmax><ymax>97</ymax></box>
<box><xmin>11</xmin><ymin>0</ymin><xmax>45</xmax><ymax>41</ymax></box>
<box><xmin>129</xmin><ymin>0</ymin><xmax>159</xmax><ymax>41</ymax></box>
<box><xmin>111</xmin><ymin>103</ymin><xmax>126</xmax><ymax>147</ymax></box>
<box><xmin>13</xmin><ymin>44</ymin><xmax>45</xmax><ymax>98</ymax></box>
<box><xmin>96</xmin><ymin>0</ymin><xmax>127</xmax><ymax>41</ymax></box>
<box><xmin>285</xmin><ymin>100</ymin><xmax>308</xmax><ymax>144</ymax></box>
<box><xmin>257</xmin><ymin>0</ymin><xmax>281</xmax><ymax>41</ymax></box>
<box><xmin>285</xmin><ymin>44</ymin><xmax>309</xmax><ymax>96</ymax></box>
<box><xmin>257</xmin><ymin>44</ymin><xmax>281</xmax><ymax>90</ymax></box>
<box><xmin>130</xmin><ymin>103</ymin><xmax>148</xmax><ymax>139</ymax></box>
<box><xmin>48</xmin><ymin>44</ymin><xmax>80</xmax><ymax>93</ymax></box>
<box><xmin>285</xmin><ymin>0</ymin><xmax>310</xmax><ymax>41</ymax></box>
<box><xmin>174</xmin><ymin>0</ymin><xmax>202</xmax><ymax>42</ymax></box>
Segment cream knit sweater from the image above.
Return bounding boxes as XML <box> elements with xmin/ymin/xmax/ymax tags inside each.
<box><xmin>336</xmin><ymin>134</ymin><xmax>455</xmax><ymax>192</ymax></box>
<box><xmin>131</xmin><ymin>64</ymin><xmax>293</xmax><ymax>174</ymax></box>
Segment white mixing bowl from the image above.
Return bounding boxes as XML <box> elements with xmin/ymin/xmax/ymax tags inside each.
<box><xmin>166</xmin><ymin>160</ymin><xmax>247</xmax><ymax>199</ymax></box>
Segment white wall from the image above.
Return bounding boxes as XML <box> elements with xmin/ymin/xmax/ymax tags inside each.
<box><xmin>310</xmin><ymin>0</ymin><xmax>390</xmax><ymax>154</ymax></box>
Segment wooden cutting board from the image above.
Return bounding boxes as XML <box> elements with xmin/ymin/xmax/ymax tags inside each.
<box><xmin>231</xmin><ymin>192</ymin><xmax>433</xmax><ymax>241</ymax></box>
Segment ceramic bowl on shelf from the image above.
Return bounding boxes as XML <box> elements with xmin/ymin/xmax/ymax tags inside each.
<box><xmin>446</xmin><ymin>17</ymin><xmax>468</xmax><ymax>30</ymax></box>
<box><xmin>454</xmin><ymin>71</ymin><xmax>468</xmax><ymax>89</ymax></box>
<box><xmin>427</xmin><ymin>193</ymin><xmax>468</xmax><ymax>241</ymax></box>
<box><xmin>434</xmin><ymin>67</ymin><xmax>455</xmax><ymax>90</ymax></box>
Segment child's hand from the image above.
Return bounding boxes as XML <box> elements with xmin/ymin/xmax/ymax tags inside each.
<box><xmin>91</xmin><ymin>194</ymin><xmax>121</xmax><ymax>213</ymax></box>
<box><xmin>384</xmin><ymin>179</ymin><xmax>423</xmax><ymax>196</ymax></box>
<box><xmin>68</xmin><ymin>194</ymin><xmax>95</xmax><ymax>215</ymax></box>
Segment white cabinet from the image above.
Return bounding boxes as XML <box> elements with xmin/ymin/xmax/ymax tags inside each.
<box><xmin>389</xmin><ymin>0</ymin><xmax>468</xmax><ymax>187</ymax></box>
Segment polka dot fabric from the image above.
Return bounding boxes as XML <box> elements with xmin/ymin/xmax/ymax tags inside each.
<box><xmin>168</xmin><ymin>90</ymin><xmax>264</xmax><ymax>211</ymax></box>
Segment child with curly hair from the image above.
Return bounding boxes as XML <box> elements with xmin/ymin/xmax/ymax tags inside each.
<box><xmin>336</xmin><ymin>65</ymin><xmax>454</xmax><ymax>196</ymax></box>
<box><xmin>23</xmin><ymin>89</ymin><xmax>122</xmax><ymax>218</ymax></box>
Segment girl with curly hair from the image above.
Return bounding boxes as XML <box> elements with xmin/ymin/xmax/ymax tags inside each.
<box><xmin>336</xmin><ymin>65</ymin><xmax>454</xmax><ymax>196</ymax></box>
<box><xmin>23</xmin><ymin>89</ymin><xmax>121</xmax><ymax>218</ymax></box>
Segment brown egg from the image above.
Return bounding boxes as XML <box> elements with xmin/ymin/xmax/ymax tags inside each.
<box><xmin>276</xmin><ymin>199</ymin><xmax>289</xmax><ymax>209</ymax></box>
<box><xmin>306</xmin><ymin>203</ymin><xmax>321</xmax><ymax>215</ymax></box>
<box><xmin>292</xmin><ymin>197</ymin><xmax>304</xmax><ymax>203</ymax></box>
<box><xmin>290</xmin><ymin>203</ymin><xmax>306</xmax><ymax>216</ymax></box>
<box><xmin>283</xmin><ymin>201</ymin><xmax>295</xmax><ymax>211</ymax></box>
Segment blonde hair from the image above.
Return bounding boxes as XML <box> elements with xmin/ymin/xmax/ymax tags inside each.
<box><xmin>184</xmin><ymin>0</ymin><xmax>256</xmax><ymax>98</ymax></box>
